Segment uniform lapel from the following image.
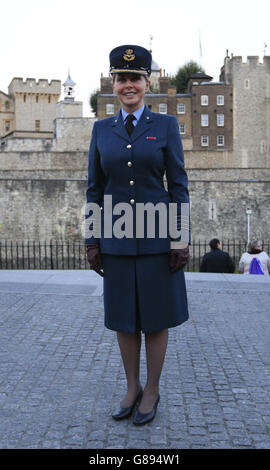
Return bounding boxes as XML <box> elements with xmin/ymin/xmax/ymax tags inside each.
<box><xmin>111</xmin><ymin>110</ymin><xmax>130</xmax><ymax>142</ymax></box>
<box><xmin>130</xmin><ymin>106</ymin><xmax>153</xmax><ymax>142</ymax></box>
<box><xmin>111</xmin><ymin>107</ymin><xmax>154</xmax><ymax>142</ymax></box>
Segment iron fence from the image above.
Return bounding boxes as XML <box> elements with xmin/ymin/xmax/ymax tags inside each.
<box><xmin>1</xmin><ymin>239</ymin><xmax>269</xmax><ymax>271</ymax></box>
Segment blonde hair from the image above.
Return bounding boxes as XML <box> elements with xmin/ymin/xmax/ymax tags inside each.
<box><xmin>112</xmin><ymin>73</ymin><xmax>150</xmax><ymax>84</ymax></box>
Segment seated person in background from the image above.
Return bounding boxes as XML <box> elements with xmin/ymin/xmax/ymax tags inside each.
<box><xmin>239</xmin><ymin>240</ymin><xmax>270</xmax><ymax>275</ymax></box>
<box><xmin>200</xmin><ymin>238</ymin><xmax>235</xmax><ymax>273</ymax></box>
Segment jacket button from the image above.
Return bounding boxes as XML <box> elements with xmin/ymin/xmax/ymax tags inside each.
<box><xmin>129</xmin><ymin>180</ymin><xmax>134</xmax><ymax>186</ymax></box>
<box><xmin>127</xmin><ymin>161</ymin><xmax>132</xmax><ymax>167</ymax></box>
<box><xmin>126</xmin><ymin>144</ymin><xmax>132</xmax><ymax>149</ymax></box>
<box><xmin>130</xmin><ymin>199</ymin><xmax>135</xmax><ymax>204</ymax></box>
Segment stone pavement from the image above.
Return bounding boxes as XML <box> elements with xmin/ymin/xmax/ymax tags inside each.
<box><xmin>0</xmin><ymin>270</ymin><xmax>269</xmax><ymax>449</ymax></box>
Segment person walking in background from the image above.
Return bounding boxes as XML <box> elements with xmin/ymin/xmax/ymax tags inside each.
<box><xmin>200</xmin><ymin>238</ymin><xmax>235</xmax><ymax>273</ymax></box>
<box><xmin>239</xmin><ymin>240</ymin><xmax>270</xmax><ymax>275</ymax></box>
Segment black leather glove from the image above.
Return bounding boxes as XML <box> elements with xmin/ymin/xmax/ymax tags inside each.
<box><xmin>170</xmin><ymin>247</ymin><xmax>190</xmax><ymax>273</ymax></box>
<box><xmin>86</xmin><ymin>244</ymin><xmax>104</xmax><ymax>277</ymax></box>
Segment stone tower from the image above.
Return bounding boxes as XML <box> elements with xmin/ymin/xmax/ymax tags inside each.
<box><xmin>8</xmin><ymin>77</ymin><xmax>61</xmax><ymax>137</ymax></box>
<box><xmin>221</xmin><ymin>54</ymin><xmax>270</xmax><ymax>168</ymax></box>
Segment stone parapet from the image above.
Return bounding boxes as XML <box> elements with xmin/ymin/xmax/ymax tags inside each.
<box><xmin>8</xmin><ymin>78</ymin><xmax>61</xmax><ymax>97</ymax></box>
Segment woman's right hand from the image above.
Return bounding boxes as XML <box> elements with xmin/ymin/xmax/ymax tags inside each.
<box><xmin>86</xmin><ymin>244</ymin><xmax>104</xmax><ymax>277</ymax></box>
<box><xmin>170</xmin><ymin>247</ymin><xmax>189</xmax><ymax>273</ymax></box>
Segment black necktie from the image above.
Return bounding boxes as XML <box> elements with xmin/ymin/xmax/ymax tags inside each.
<box><xmin>125</xmin><ymin>114</ymin><xmax>136</xmax><ymax>136</ymax></box>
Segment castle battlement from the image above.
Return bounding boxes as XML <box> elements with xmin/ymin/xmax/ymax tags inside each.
<box><xmin>8</xmin><ymin>77</ymin><xmax>61</xmax><ymax>96</ymax></box>
<box><xmin>229</xmin><ymin>55</ymin><xmax>270</xmax><ymax>68</ymax></box>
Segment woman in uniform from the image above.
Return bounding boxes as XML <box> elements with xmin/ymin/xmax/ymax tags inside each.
<box><xmin>85</xmin><ymin>45</ymin><xmax>190</xmax><ymax>425</ymax></box>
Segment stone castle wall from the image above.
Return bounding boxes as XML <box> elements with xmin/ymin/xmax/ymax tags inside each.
<box><xmin>1</xmin><ymin>166</ymin><xmax>269</xmax><ymax>243</ymax></box>
<box><xmin>1</xmin><ymin>57</ymin><xmax>270</xmax><ymax>245</ymax></box>
<box><xmin>0</xmin><ymin>117</ymin><xmax>95</xmax><ymax>153</ymax></box>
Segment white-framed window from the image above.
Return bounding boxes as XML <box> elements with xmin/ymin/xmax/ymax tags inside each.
<box><xmin>201</xmin><ymin>95</ymin><xmax>209</xmax><ymax>106</ymax></box>
<box><xmin>177</xmin><ymin>103</ymin><xmax>186</xmax><ymax>114</ymax></box>
<box><xmin>159</xmin><ymin>103</ymin><xmax>167</xmax><ymax>114</ymax></box>
<box><xmin>217</xmin><ymin>95</ymin><xmax>224</xmax><ymax>106</ymax></box>
<box><xmin>179</xmin><ymin>124</ymin><xmax>186</xmax><ymax>134</ymax></box>
<box><xmin>217</xmin><ymin>114</ymin><xmax>224</xmax><ymax>126</ymax></box>
<box><xmin>217</xmin><ymin>135</ymin><xmax>225</xmax><ymax>146</ymax></box>
<box><xmin>244</xmin><ymin>79</ymin><xmax>250</xmax><ymax>89</ymax></box>
<box><xmin>201</xmin><ymin>135</ymin><xmax>209</xmax><ymax>146</ymax></box>
<box><xmin>201</xmin><ymin>114</ymin><xmax>208</xmax><ymax>127</ymax></box>
<box><xmin>106</xmin><ymin>104</ymin><xmax>115</xmax><ymax>115</ymax></box>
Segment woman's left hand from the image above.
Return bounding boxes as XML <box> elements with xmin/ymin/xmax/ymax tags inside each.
<box><xmin>170</xmin><ymin>247</ymin><xmax>189</xmax><ymax>273</ymax></box>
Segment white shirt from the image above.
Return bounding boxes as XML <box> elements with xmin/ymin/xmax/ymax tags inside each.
<box><xmin>239</xmin><ymin>251</ymin><xmax>270</xmax><ymax>275</ymax></box>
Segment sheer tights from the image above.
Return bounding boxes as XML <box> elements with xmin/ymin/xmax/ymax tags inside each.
<box><xmin>116</xmin><ymin>329</ymin><xmax>168</xmax><ymax>414</ymax></box>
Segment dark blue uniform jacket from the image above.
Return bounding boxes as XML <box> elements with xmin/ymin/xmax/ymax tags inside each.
<box><xmin>85</xmin><ymin>106</ymin><xmax>191</xmax><ymax>255</ymax></box>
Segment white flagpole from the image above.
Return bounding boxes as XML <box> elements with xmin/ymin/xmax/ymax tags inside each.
<box><xmin>199</xmin><ymin>29</ymin><xmax>203</xmax><ymax>65</ymax></box>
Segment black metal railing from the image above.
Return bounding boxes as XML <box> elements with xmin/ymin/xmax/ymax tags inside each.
<box><xmin>0</xmin><ymin>240</ymin><xmax>88</xmax><ymax>270</ymax></box>
<box><xmin>1</xmin><ymin>239</ymin><xmax>269</xmax><ymax>271</ymax></box>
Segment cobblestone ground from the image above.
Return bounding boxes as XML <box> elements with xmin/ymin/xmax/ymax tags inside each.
<box><xmin>0</xmin><ymin>273</ymin><xmax>269</xmax><ymax>449</ymax></box>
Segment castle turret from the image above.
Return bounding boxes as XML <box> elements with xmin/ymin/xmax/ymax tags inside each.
<box><xmin>56</xmin><ymin>71</ymin><xmax>83</xmax><ymax>118</ymax></box>
<box><xmin>63</xmin><ymin>71</ymin><xmax>76</xmax><ymax>101</ymax></box>
<box><xmin>7</xmin><ymin>77</ymin><xmax>61</xmax><ymax>138</ymax></box>
<box><xmin>222</xmin><ymin>54</ymin><xmax>270</xmax><ymax>167</ymax></box>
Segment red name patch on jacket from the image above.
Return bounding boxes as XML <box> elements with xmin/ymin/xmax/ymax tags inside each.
<box><xmin>146</xmin><ymin>136</ymin><xmax>157</xmax><ymax>140</ymax></box>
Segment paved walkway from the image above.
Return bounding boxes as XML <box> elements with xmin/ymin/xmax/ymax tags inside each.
<box><xmin>0</xmin><ymin>270</ymin><xmax>269</xmax><ymax>449</ymax></box>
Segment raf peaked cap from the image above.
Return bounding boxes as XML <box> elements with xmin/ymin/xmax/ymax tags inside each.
<box><xmin>109</xmin><ymin>45</ymin><xmax>152</xmax><ymax>76</ymax></box>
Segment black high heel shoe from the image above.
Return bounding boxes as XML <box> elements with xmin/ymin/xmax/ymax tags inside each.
<box><xmin>112</xmin><ymin>387</ymin><xmax>143</xmax><ymax>420</ymax></box>
<box><xmin>133</xmin><ymin>394</ymin><xmax>160</xmax><ymax>426</ymax></box>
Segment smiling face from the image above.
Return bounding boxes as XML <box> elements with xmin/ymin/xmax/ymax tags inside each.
<box><xmin>112</xmin><ymin>73</ymin><xmax>150</xmax><ymax>113</ymax></box>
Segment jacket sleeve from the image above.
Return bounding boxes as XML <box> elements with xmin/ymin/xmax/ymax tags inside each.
<box><xmin>227</xmin><ymin>254</ymin><xmax>235</xmax><ymax>273</ymax></box>
<box><xmin>164</xmin><ymin>116</ymin><xmax>191</xmax><ymax>247</ymax></box>
<box><xmin>85</xmin><ymin>122</ymin><xmax>105</xmax><ymax>246</ymax></box>
<box><xmin>238</xmin><ymin>254</ymin><xmax>244</xmax><ymax>273</ymax></box>
<box><xmin>266</xmin><ymin>254</ymin><xmax>270</xmax><ymax>273</ymax></box>
<box><xmin>200</xmin><ymin>255</ymin><xmax>207</xmax><ymax>272</ymax></box>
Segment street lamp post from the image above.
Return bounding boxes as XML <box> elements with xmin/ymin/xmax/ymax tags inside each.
<box><xmin>246</xmin><ymin>207</ymin><xmax>252</xmax><ymax>244</ymax></box>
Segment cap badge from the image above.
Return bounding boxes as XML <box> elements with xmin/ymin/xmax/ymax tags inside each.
<box><xmin>123</xmin><ymin>49</ymin><xmax>135</xmax><ymax>61</ymax></box>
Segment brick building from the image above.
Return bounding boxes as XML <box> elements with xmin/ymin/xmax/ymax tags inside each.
<box><xmin>97</xmin><ymin>67</ymin><xmax>233</xmax><ymax>152</ymax></box>
<box><xmin>188</xmin><ymin>72</ymin><xmax>233</xmax><ymax>150</ymax></box>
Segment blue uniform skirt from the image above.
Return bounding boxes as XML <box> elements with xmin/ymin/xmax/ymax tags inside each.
<box><xmin>102</xmin><ymin>253</ymin><xmax>189</xmax><ymax>334</ymax></box>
